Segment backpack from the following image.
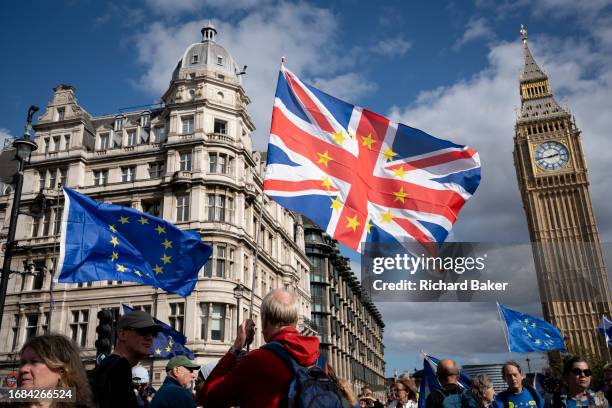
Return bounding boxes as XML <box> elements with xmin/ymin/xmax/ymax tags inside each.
<box><xmin>87</xmin><ymin>355</ymin><xmax>121</xmax><ymax>408</ymax></box>
<box><xmin>262</xmin><ymin>341</ymin><xmax>344</xmax><ymax>408</ymax></box>
<box><xmin>434</xmin><ymin>387</ymin><xmax>470</xmax><ymax>408</ymax></box>
<box><xmin>499</xmin><ymin>386</ymin><xmax>541</xmax><ymax>408</ymax></box>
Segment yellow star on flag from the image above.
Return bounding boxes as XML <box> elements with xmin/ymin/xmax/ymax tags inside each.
<box><xmin>138</xmin><ymin>217</ymin><xmax>149</xmax><ymax>225</ymax></box>
<box><xmin>321</xmin><ymin>176</ymin><xmax>333</xmax><ymax>190</ymax></box>
<box><xmin>522</xmin><ymin>326</ymin><xmax>528</xmax><ymax>331</ymax></box>
<box><xmin>116</xmin><ymin>264</ymin><xmax>127</xmax><ymax>272</ymax></box>
<box><xmin>165</xmin><ymin>346</ymin><xmax>171</xmax><ymax>352</ymax></box>
<box><xmin>531</xmin><ymin>323</ymin><xmax>536</xmax><ymax>328</ymax></box>
<box><xmin>317</xmin><ymin>151</ymin><xmax>333</xmax><ymax>167</ymax></box>
<box><xmin>330</xmin><ymin>197</ymin><xmax>343</xmax><ymax>212</ymax></box>
<box><xmin>109</xmin><ymin>224</ymin><xmax>117</xmax><ymax>233</ymax></box>
<box><xmin>110</xmin><ymin>236</ymin><xmax>119</xmax><ymax>247</ymax></box>
<box><xmin>393</xmin><ymin>187</ymin><xmax>409</xmax><ymax>203</ymax></box>
<box><xmin>381</xmin><ymin>209</ymin><xmax>394</xmax><ymax>223</ymax></box>
<box><xmin>361</xmin><ymin>133</ymin><xmax>375</xmax><ymax>149</ymax></box>
<box><xmin>365</xmin><ymin>220</ymin><xmax>372</xmax><ymax>234</ymax></box>
<box><xmin>161</xmin><ymin>254</ymin><xmax>172</xmax><ymax>264</ymax></box>
<box><xmin>155</xmin><ymin>225</ymin><xmax>166</xmax><ymax>235</ymax></box>
<box><xmin>153</xmin><ymin>265</ymin><xmax>163</xmax><ymax>274</ymax></box>
<box><xmin>162</xmin><ymin>239</ymin><xmax>173</xmax><ymax>250</ymax></box>
<box><xmin>383</xmin><ymin>147</ymin><xmax>397</xmax><ymax>161</ymax></box>
<box><xmin>346</xmin><ymin>215</ymin><xmax>360</xmax><ymax>232</ymax></box>
<box><xmin>393</xmin><ymin>166</ymin><xmax>407</xmax><ymax>179</ymax></box>
<box><xmin>110</xmin><ymin>252</ymin><xmax>119</xmax><ymax>262</ymax></box>
<box><xmin>119</xmin><ymin>216</ymin><xmax>130</xmax><ymax>224</ymax></box>
<box><xmin>134</xmin><ymin>270</ymin><xmax>142</xmax><ymax>277</ymax></box>
<box><xmin>534</xmin><ymin>339</ymin><xmax>541</xmax><ymax>345</ymax></box>
<box><xmin>155</xmin><ymin>348</ymin><xmax>162</xmax><ymax>355</ymax></box>
<box><xmin>331</xmin><ymin>130</ymin><xmax>346</xmax><ymax>145</ymax></box>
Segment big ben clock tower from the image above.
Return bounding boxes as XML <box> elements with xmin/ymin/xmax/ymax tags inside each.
<box><xmin>514</xmin><ymin>25</ymin><xmax>611</xmax><ymax>357</ymax></box>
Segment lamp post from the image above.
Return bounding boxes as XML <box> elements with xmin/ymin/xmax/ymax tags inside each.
<box><xmin>233</xmin><ymin>282</ymin><xmax>245</xmax><ymax>333</ymax></box>
<box><xmin>0</xmin><ymin>106</ymin><xmax>39</xmax><ymax>333</ymax></box>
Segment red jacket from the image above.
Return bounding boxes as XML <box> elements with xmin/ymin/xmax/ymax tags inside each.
<box><xmin>199</xmin><ymin>327</ymin><xmax>320</xmax><ymax>408</ymax></box>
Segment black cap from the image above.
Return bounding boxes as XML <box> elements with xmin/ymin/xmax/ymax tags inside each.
<box><xmin>117</xmin><ymin>310</ymin><xmax>162</xmax><ymax>333</ymax></box>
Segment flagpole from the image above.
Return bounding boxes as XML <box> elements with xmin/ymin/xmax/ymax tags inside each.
<box><xmin>496</xmin><ymin>302</ymin><xmax>511</xmax><ymax>352</ymax></box>
<box><xmin>247</xmin><ymin>186</ymin><xmax>264</xmax><ymax>352</ymax></box>
<box><xmin>48</xmin><ymin>183</ymin><xmax>62</xmax><ymax>333</ymax></box>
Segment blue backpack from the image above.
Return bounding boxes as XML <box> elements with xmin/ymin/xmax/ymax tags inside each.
<box><xmin>435</xmin><ymin>388</ymin><xmax>471</xmax><ymax>408</ymax></box>
<box><xmin>262</xmin><ymin>341</ymin><xmax>344</xmax><ymax>408</ymax></box>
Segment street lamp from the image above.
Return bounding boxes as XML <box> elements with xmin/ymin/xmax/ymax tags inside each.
<box><xmin>233</xmin><ymin>282</ymin><xmax>245</xmax><ymax>332</ymax></box>
<box><xmin>0</xmin><ymin>106</ymin><xmax>39</xmax><ymax>333</ymax></box>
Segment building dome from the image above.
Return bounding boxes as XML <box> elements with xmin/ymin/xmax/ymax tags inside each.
<box><xmin>172</xmin><ymin>22</ymin><xmax>241</xmax><ymax>81</ymax></box>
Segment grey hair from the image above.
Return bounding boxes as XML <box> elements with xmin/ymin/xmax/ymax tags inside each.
<box><xmin>470</xmin><ymin>374</ymin><xmax>494</xmax><ymax>407</ymax></box>
<box><xmin>261</xmin><ymin>289</ymin><xmax>298</xmax><ymax>328</ymax></box>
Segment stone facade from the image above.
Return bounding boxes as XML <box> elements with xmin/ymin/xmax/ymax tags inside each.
<box><xmin>304</xmin><ymin>218</ymin><xmax>385</xmax><ymax>393</ymax></box>
<box><xmin>513</xmin><ymin>25</ymin><xmax>611</xmax><ymax>357</ymax></box>
<box><xmin>0</xmin><ymin>24</ymin><xmax>314</xmax><ymax>384</ymax></box>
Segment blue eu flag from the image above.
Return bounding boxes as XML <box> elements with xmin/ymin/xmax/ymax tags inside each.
<box><xmin>498</xmin><ymin>303</ymin><xmax>565</xmax><ymax>352</ymax></box>
<box><xmin>417</xmin><ymin>354</ymin><xmax>471</xmax><ymax>408</ymax></box>
<box><xmin>597</xmin><ymin>316</ymin><xmax>612</xmax><ymax>346</ymax></box>
<box><xmin>122</xmin><ymin>305</ymin><xmax>194</xmax><ymax>359</ymax></box>
<box><xmin>57</xmin><ymin>188</ymin><xmax>212</xmax><ymax>297</ymax></box>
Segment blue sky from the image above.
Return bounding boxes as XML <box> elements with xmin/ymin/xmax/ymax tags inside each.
<box><xmin>2</xmin><ymin>0</ymin><xmax>612</xmax><ymax>377</ymax></box>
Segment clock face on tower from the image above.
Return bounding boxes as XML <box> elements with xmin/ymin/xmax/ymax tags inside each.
<box><xmin>534</xmin><ymin>141</ymin><xmax>570</xmax><ymax>171</ymax></box>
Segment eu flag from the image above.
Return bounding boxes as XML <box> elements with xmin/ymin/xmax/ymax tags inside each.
<box><xmin>598</xmin><ymin>316</ymin><xmax>612</xmax><ymax>346</ymax></box>
<box><xmin>122</xmin><ymin>305</ymin><xmax>194</xmax><ymax>359</ymax></box>
<box><xmin>498</xmin><ymin>304</ymin><xmax>565</xmax><ymax>352</ymax></box>
<box><xmin>57</xmin><ymin>188</ymin><xmax>212</xmax><ymax>297</ymax></box>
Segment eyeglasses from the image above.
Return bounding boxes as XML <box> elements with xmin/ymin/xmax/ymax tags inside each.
<box><xmin>570</xmin><ymin>368</ymin><xmax>592</xmax><ymax>377</ymax></box>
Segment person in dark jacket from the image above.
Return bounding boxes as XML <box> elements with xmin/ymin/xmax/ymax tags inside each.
<box><xmin>197</xmin><ymin>288</ymin><xmax>321</xmax><ymax>408</ymax></box>
<box><xmin>93</xmin><ymin>310</ymin><xmax>162</xmax><ymax>408</ymax></box>
<box><xmin>425</xmin><ymin>359</ymin><xmax>465</xmax><ymax>408</ymax></box>
<box><xmin>150</xmin><ymin>356</ymin><xmax>199</xmax><ymax>408</ymax></box>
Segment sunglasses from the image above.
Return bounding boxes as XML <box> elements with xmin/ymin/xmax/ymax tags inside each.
<box><xmin>570</xmin><ymin>368</ymin><xmax>592</xmax><ymax>377</ymax></box>
<box><xmin>129</xmin><ymin>327</ymin><xmax>158</xmax><ymax>336</ymax></box>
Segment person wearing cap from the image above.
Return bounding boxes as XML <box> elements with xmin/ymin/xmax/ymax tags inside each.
<box><xmin>91</xmin><ymin>310</ymin><xmax>162</xmax><ymax>408</ymax></box>
<box><xmin>149</xmin><ymin>356</ymin><xmax>199</xmax><ymax>408</ymax></box>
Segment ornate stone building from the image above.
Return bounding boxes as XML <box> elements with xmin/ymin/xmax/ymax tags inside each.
<box><xmin>0</xmin><ymin>24</ymin><xmax>314</xmax><ymax>383</ymax></box>
<box><xmin>304</xmin><ymin>218</ymin><xmax>385</xmax><ymax>392</ymax></box>
<box><xmin>513</xmin><ymin>25</ymin><xmax>611</xmax><ymax>356</ymax></box>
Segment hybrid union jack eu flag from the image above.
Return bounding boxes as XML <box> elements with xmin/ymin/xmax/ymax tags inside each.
<box><xmin>263</xmin><ymin>65</ymin><xmax>481</xmax><ymax>253</ymax></box>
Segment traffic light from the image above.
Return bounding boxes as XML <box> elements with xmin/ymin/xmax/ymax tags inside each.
<box><xmin>95</xmin><ymin>310</ymin><xmax>114</xmax><ymax>362</ymax></box>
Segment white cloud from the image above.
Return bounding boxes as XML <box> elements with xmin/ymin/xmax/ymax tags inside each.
<box><xmin>131</xmin><ymin>2</ymin><xmax>381</xmax><ymax>149</ymax></box>
<box><xmin>374</xmin><ymin>37</ymin><xmax>413</xmax><ymax>57</ymax></box>
<box><xmin>142</xmin><ymin>0</ymin><xmax>271</xmax><ymax>15</ymax></box>
<box><xmin>453</xmin><ymin>16</ymin><xmax>495</xmax><ymax>50</ymax></box>
<box><xmin>0</xmin><ymin>128</ymin><xmax>14</xmax><ymax>148</ymax></box>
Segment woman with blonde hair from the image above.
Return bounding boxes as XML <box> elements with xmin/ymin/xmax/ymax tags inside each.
<box><xmin>13</xmin><ymin>334</ymin><xmax>93</xmax><ymax>407</ymax></box>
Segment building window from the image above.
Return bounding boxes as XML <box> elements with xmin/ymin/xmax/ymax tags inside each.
<box><xmin>126</xmin><ymin>129</ymin><xmax>136</xmax><ymax>146</ymax></box>
<box><xmin>112</xmin><ymin>131</ymin><xmax>122</xmax><ymax>148</ymax></box>
<box><xmin>114</xmin><ymin>116</ymin><xmax>124</xmax><ymax>132</ymax></box>
<box><xmin>169</xmin><ymin>302</ymin><xmax>184</xmax><ymax>334</ymax></box>
<box><xmin>63</xmin><ymin>134</ymin><xmax>70</xmax><ymax>150</ymax></box>
<box><xmin>143</xmin><ymin>200</ymin><xmax>162</xmax><ymax>217</ymax></box>
<box><xmin>179</xmin><ymin>152</ymin><xmax>192</xmax><ymax>171</ymax></box>
<box><xmin>31</xmin><ymin>260</ymin><xmax>45</xmax><ymax>290</ymax></box>
<box><xmin>94</xmin><ymin>170</ymin><xmax>108</xmax><ymax>186</ymax></box>
<box><xmin>133</xmin><ymin>304</ymin><xmax>152</xmax><ymax>314</ymax></box>
<box><xmin>48</xmin><ymin>169</ymin><xmax>57</xmax><ymax>190</ymax></box>
<box><xmin>52</xmin><ymin>136</ymin><xmax>60</xmax><ymax>152</ymax></box>
<box><xmin>199</xmin><ymin>303</ymin><xmax>207</xmax><ymax>339</ymax></box>
<box><xmin>25</xmin><ymin>314</ymin><xmax>38</xmax><ymax>341</ymax></box>
<box><xmin>210</xmin><ymin>304</ymin><xmax>225</xmax><ymax>340</ymax></box>
<box><xmin>148</xmin><ymin>162</ymin><xmax>165</xmax><ymax>178</ymax></box>
<box><xmin>59</xmin><ymin>168</ymin><xmax>67</xmax><ymax>187</ymax></box>
<box><xmin>56</xmin><ymin>107</ymin><xmax>65</xmax><ymax>121</ymax></box>
<box><xmin>208</xmin><ymin>153</ymin><xmax>232</xmax><ymax>174</ymax></box>
<box><xmin>182</xmin><ymin>116</ymin><xmax>194</xmax><ymax>134</ymax></box>
<box><xmin>70</xmin><ymin>310</ymin><xmax>89</xmax><ymax>347</ymax></box>
<box><xmin>191</xmin><ymin>54</ymin><xmax>199</xmax><ymax>64</ymax></box>
<box><xmin>140</xmin><ymin>112</ymin><xmax>150</xmax><ymax>128</ymax></box>
<box><xmin>121</xmin><ymin>166</ymin><xmax>136</xmax><ymax>182</ymax></box>
<box><xmin>214</xmin><ymin>119</ymin><xmax>227</xmax><ymax>135</ymax></box>
<box><xmin>216</xmin><ymin>56</ymin><xmax>223</xmax><ymax>66</ymax></box>
<box><xmin>100</xmin><ymin>133</ymin><xmax>109</xmax><ymax>150</ymax></box>
<box><xmin>38</xmin><ymin>171</ymin><xmax>46</xmax><ymax>190</ymax></box>
<box><xmin>176</xmin><ymin>194</ymin><xmax>190</xmax><ymax>222</ymax></box>
<box><xmin>11</xmin><ymin>314</ymin><xmax>20</xmax><ymax>350</ymax></box>
<box><xmin>43</xmin><ymin>138</ymin><xmax>50</xmax><ymax>153</ymax></box>
<box><xmin>216</xmin><ymin>246</ymin><xmax>226</xmax><ymax>278</ymax></box>
<box><xmin>153</xmin><ymin>126</ymin><xmax>166</xmax><ymax>142</ymax></box>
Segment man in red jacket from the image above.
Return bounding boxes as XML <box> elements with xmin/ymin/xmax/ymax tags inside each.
<box><xmin>197</xmin><ymin>288</ymin><xmax>320</xmax><ymax>408</ymax></box>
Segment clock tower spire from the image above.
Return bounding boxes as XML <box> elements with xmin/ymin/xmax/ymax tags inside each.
<box><xmin>513</xmin><ymin>25</ymin><xmax>611</xmax><ymax>357</ymax></box>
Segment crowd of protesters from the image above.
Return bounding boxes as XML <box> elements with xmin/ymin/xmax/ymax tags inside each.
<box><xmin>0</xmin><ymin>289</ymin><xmax>611</xmax><ymax>408</ymax></box>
